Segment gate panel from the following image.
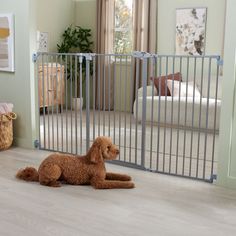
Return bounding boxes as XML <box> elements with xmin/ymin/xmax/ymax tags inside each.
<box><xmin>37</xmin><ymin>52</ymin><xmax>221</xmax><ymax>182</ymax></box>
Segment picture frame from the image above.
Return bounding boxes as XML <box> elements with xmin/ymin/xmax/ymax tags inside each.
<box><xmin>175</xmin><ymin>8</ymin><xmax>207</xmax><ymax>56</ymax></box>
<box><xmin>37</xmin><ymin>31</ymin><xmax>49</xmax><ymax>53</ymax></box>
<box><xmin>0</xmin><ymin>13</ymin><xmax>15</xmax><ymax>72</ymax></box>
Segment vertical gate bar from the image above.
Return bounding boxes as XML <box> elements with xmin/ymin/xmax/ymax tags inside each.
<box><xmin>65</xmin><ymin>55</ymin><xmax>68</xmax><ymax>153</ymax></box>
<box><xmin>124</xmin><ymin>55</ymin><xmax>128</xmax><ymax>162</ymax></box>
<box><xmin>60</xmin><ymin>55</ymin><xmax>64</xmax><ymax>152</ymax></box>
<box><xmin>108</xmin><ymin>55</ymin><xmax>111</xmax><ymax>137</ymax></box>
<box><xmin>103</xmin><ymin>55</ymin><xmax>106</xmax><ymax>136</ymax></box>
<box><xmin>196</xmin><ymin>57</ymin><xmax>204</xmax><ymax>178</ymax></box>
<box><xmin>51</xmin><ymin>56</ymin><xmax>55</xmax><ymax>150</ymax></box>
<box><xmin>46</xmin><ymin>55</ymin><xmax>50</xmax><ymax>150</ymax></box>
<box><xmin>175</xmin><ymin>57</ymin><xmax>182</xmax><ymax>174</ymax></box>
<box><xmin>56</xmin><ymin>56</ymin><xmax>59</xmax><ymax>151</ymax></box>
<box><xmin>134</xmin><ymin>58</ymin><xmax>140</xmax><ymax>164</ymax></box>
<box><xmin>129</xmin><ymin>56</ymin><xmax>134</xmax><ymax>163</ymax></box>
<box><xmin>79</xmin><ymin>55</ymin><xmax>83</xmax><ymax>154</ymax></box>
<box><xmin>98</xmin><ymin>56</ymin><xmax>101</xmax><ymax>136</ymax></box>
<box><xmin>203</xmin><ymin>58</ymin><xmax>212</xmax><ymax>180</ymax></box>
<box><xmin>93</xmin><ymin>56</ymin><xmax>96</xmax><ymax>140</ymax></box>
<box><xmin>163</xmin><ymin>56</ymin><xmax>168</xmax><ymax>171</ymax></box>
<box><xmin>189</xmin><ymin>57</ymin><xmax>197</xmax><ymax>176</ymax></box>
<box><xmin>118</xmin><ymin>56</ymin><xmax>122</xmax><ymax>160</ymax></box>
<box><xmin>37</xmin><ymin>55</ymin><xmax>41</xmax><ymax>149</ymax></box>
<box><xmin>182</xmin><ymin>57</ymin><xmax>190</xmax><ymax>176</ymax></box>
<box><xmin>42</xmin><ymin>54</ymin><xmax>46</xmax><ymax>149</ymax></box>
<box><xmin>75</xmin><ymin>55</ymin><xmax>78</xmax><ymax>154</ymax></box>
<box><xmin>169</xmin><ymin>56</ymin><xmax>175</xmax><ymax>173</ymax></box>
<box><xmin>149</xmin><ymin>57</ymin><xmax>155</xmax><ymax>170</ymax></box>
<box><xmin>86</xmin><ymin>57</ymin><xmax>90</xmax><ymax>151</ymax></box>
<box><xmin>141</xmin><ymin>57</ymin><xmax>148</xmax><ymax>168</ymax></box>
<box><xmin>156</xmin><ymin>56</ymin><xmax>161</xmax><ymax>171</ymax></box>
<box><xmin>70</xmin><ymin>55</ymin><xmax>73</xmax><ymax>153</ymax></box>
<box><xmin>113</xmin><ymin>56</ymin><xmax>117</xmax><ymax>144</ymax></box>
<box><xmin>211</xmin><ymin>58</ymin><xmax>220</xmax><ymax>180</ymax></box>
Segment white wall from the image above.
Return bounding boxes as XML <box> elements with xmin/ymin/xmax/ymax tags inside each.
<box><xmin>0</xmin><ymin>0</ymin><xmax>37</xmax><ymax>148</ymax></box>
<box><xmin>37</xmin><ymin>0</ymin><xmax>76</xmax><ymax>52</ymax></box>
<box><xmin>158</xmin><ymin>0</ymin><xmax>226</xmax><ymax>55</ymax></box>
<box><xmin>217</xmin><ymin>0</ymin><xmax>236</xmax><ymax>189</ymax></box>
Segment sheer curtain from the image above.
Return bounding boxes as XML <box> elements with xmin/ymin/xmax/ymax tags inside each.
<box><xmin>133</xmin><ymin>0</ymin><xmax>157</xmax><ymax>53</ymax></box>
<box><xmin>133</xmin><ymin>0</ymin><xmax>157</xmax><ymax>90</ymax></box>
<box><xmin>96</xmin><ymin>0</ymin><xmax>115</xmax><ymax>110</ymax></box>
<box><xmin>96</xmin><ymin>0</ymin><xmax>157</xmax><ymax>109</ymax></box>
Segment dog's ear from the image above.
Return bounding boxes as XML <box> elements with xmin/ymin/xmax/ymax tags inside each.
<box><xmin>89</xmin><ymin>145</ymin><xmax>103</xmax><ymax>164</ymax></box>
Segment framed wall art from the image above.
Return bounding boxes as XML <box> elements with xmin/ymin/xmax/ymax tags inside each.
<box><xmin>0</xmin><ymin>14</ymin><xmax>14</xmax><ymax>72</ymax></box>
<box><xmin>37</xmin><ymin>31</ymin><xmax>49</xmax><ymax>53</ymax></box>
<box><xmin>175</xmin><ymin>8</ymin><xmax>207</xmax><ymax>56</ymax></box>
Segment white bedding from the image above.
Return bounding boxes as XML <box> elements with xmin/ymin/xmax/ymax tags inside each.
<box><xmin>133</xmin><ymin>87</ymin><xmax>221</xmax><ymax>130</ymax></box>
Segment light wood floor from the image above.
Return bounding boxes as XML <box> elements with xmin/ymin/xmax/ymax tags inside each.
<box><xmin>0</xmin><ymin>147</ymin><xmax>236</xmax><ymax>236</ymax></box>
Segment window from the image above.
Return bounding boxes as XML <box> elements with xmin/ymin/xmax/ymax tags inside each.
<box><xmin>114</xmin><ymin>0</ymin><xmax>134</xmax><ymax>54</ymax></box>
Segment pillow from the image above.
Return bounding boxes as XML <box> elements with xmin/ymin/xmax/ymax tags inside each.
<box><xmin>150</xmin><ymin>72</ymin><xmax>182</xmax><ymax>96</ymax></box>
<box><xmin>167</xmin><ymin>80</ymin><xmax>201</xmax><ymax>98</ymax></box>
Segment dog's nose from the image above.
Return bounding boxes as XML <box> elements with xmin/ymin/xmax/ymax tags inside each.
<box><xmin>116</xmin><ymin>149</ymin><xmax>120</xmax><ymax>155</ymax></box>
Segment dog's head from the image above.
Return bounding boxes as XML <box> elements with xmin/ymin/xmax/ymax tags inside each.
<box><xmin>88</xmin><ymin>136</ymin><xmax>119</xmax><ymax>164</ymax></box>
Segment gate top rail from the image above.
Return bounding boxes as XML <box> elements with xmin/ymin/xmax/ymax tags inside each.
<box><xmin>34</xmin><ymin>51</ymin><xmax>221</xmax><ymax>59</ymax></box>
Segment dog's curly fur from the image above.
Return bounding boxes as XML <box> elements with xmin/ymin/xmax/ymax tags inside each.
<box><xmin>16</xmin><ymin>136</ymin><xmax>135</xmax><ymax>189</ymax></box>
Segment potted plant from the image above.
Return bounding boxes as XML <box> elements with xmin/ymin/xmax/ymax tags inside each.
<box><xmin>57</xmin><ymin>25</ymin><xmax>93</xmax><ymax>110</ymax></box>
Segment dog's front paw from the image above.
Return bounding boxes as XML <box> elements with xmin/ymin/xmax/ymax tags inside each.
<box><xmin>126</xmin><ymin>182</ymin><xmax>135</xmax><ymax>188</ymax></box>
<box><xmin>122</xmin><ymin>174</ymin><xmax>132</xmax><ymax>181</ymax></box>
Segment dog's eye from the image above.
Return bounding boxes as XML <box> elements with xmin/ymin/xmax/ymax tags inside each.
<box><xmin>107</xmin><ymin>145</ymin><xmax>111</xmax><ymax>150</ymax></box>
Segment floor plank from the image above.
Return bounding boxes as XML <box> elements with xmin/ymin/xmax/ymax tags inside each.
<box><xmin>0</xmin><ymin>147</ymin><xmax>235</xmax><ymax>236</ymax></box>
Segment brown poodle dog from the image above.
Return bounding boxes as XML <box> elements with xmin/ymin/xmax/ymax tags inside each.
<box><xmin>16</xmin><ymin>136</ymin><xmax>135</xmax><ymax>189</ymax></box>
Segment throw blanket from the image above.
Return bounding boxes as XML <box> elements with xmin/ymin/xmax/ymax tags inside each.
<box><xmin>0</xmin><ymin>103</ymin><xmax>13</xmax><ymax>114</ymax></box>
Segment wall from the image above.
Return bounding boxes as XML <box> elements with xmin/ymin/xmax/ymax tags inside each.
<box><xmin>217</xmin><ymin>0</ymin><xmax>236</xmax><ymax>189</ymax></box>
<box><xmin>37</xmin><ymin>0</ymin><xmax>76</xmax><ymax>52</ymax></box>
<box><xmin>0</xmin><ymin>0</ymin><xmax>37</xmax><ymax>148</ymax></box>
<box><xmin>158</xmin><ymin>0</ymin><xmax>226</xmax><ymax>55</ymax></box>
<box><xmin>0</xmin><ymin>0</ymin><xmax>75</xmax><ymax>149</ymax></box>
<box><xmin>74</xmin><ymin>0</ymin><xmax>226</xmax><ymax>55</ymax></box>
<box><xmin>74</xmin><ymin>0</ymin><xmax>96</xmax><ymax>51</ymax></box>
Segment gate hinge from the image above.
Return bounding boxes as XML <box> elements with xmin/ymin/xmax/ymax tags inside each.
<box><xmin>34</xmin><ymin>139</ymin><xmax>40</xmax><ymax>149</ymax></box>
<box><xmin>133</xmin><ymin>51</ymin><xmax>154</xmax><ymax>59</ymax></box>
<box><xmin>32</xmin><ymin>53</ymin><xmax>38</xmax><ymax>63</ymax></box>
<box><xmin>210</xmin><ymin>174</ymin><xmax>217</xmax><ymax>183</ymax></box>
<box><xmin>83</xmin><ymin>53</ymin><xmax>96</xmax><ymax>61</ymax></box>
<box><xmin>217</xmin><ymin>58</ymin><xmax>223</xmax><ymax>66</ymax></box>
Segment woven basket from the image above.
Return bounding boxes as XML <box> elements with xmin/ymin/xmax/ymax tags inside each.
<box><xmin>0</xmin><ymin>112</ymin><xmax>17</xmax><ymax>151</ymax></box>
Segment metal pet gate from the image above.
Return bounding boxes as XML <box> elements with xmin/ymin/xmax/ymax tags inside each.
<box><xmin>36</xmin><ymin>51</ymin><xmax>221</xmax><ymax>182</ymax></box>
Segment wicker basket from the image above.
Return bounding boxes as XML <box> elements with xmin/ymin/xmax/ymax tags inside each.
<box><xmin>0</xmin><ymin>112</ymin><xmax>17</xmax><ymax>151</ymax></box>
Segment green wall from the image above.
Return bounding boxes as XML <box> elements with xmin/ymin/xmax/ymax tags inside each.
<box><xmin>75</xmin><ymin>0</ymin><xmax>96</xmax><ymax>51</ymax></box>
<box><xmin>0</xmin><ymin>0</ymin><xmax>37</xmax><ymax>148</ymax></box>
<box><xmin>158</xmin><ymin>0</ymin><xmax>226</xmax><ymax>55</ymax></box>
<box><xmin>37</xmin><ymin>0</ymin><xmax>76</xmax><ymax>52</ymax></box>
<box><xmin>0</xmin><ymin>0</ymin><xmax>75</xmax><ymax>149</ymax></box>
<box><xmin>75</xmin><ymin>0</ymin><xmax>226</xmax><ymax>55</ymax></box>
<box><xmin>217</xmin><ymin>0</ymin><xmax>236</xmax><ymax>189</ymax></box>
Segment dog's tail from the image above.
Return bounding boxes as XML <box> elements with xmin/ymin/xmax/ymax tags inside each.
<box><xmin>16</xmin><ymin>167</ymin><xmax>39</xmax><ymax>182</ymax></box>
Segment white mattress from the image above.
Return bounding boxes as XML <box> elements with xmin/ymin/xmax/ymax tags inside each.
<box><xmin>133</xmin><ymin>96</ymin><xmax>221</xmax><ymax>130</ymax></box>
